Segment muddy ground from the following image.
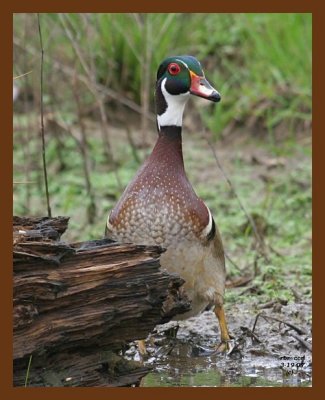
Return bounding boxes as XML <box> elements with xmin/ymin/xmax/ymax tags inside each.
<box><xmin>125</xmin><ymin>301</ymin><xmax>312</xmax><ymax>387</ymax></box>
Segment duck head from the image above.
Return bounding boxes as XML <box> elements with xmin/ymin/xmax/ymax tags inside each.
<box><xmin>155</xmin><ymin>55</ymin><xmax>220</xmax><ymax>130</ymax></box>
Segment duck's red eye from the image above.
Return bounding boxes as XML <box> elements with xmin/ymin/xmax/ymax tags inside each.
<box><xmin>168</xmin><ymin>63</ymin><xmax>181</xmax><ymax>75</ymax></box>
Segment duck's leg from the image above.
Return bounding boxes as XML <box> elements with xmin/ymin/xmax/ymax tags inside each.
<box><xmin>214</xmin><ymin>304</ymin><xmax>234</xmax><ymax>353</ymax></box>
<box><xmin>215</xmin><ymin>304</ymin><xmax>230</xmax><ymax>342</ymax></box>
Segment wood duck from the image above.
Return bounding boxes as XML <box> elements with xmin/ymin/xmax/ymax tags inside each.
<box><xmin>105</xmin><ymin>55</ymin><xmax>231</xmax><ymax>352</ymax></box>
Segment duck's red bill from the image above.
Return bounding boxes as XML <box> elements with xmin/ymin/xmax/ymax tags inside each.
<box><xmin>189</xmin><ymin>71</ymin><xmax>221</xmax><ymax>102</ymax></box>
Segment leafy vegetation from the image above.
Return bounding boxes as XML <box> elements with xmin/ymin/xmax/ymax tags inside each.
<box><xmin>13</xmin><ymin>13</ymin><xmax>311</xmax><ymax>135</ymax></box>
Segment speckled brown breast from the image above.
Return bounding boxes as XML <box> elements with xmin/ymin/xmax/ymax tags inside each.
<box><xmin>106</xmin><ymin>127</ymin><xmax>226</xmax><ymax>318</ymax></box>
<box><xmin>107</xmin><ymin>127</ymin><xmax>210</xmax><ymax>248</ymax></box>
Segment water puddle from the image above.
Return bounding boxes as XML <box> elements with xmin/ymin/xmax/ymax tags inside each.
<box><xmin>141</xmin><ymin>342</ymin><xmax>311</xmax><ymax>387</ymax></box>
<box><xmin>125</xmin><ymin>307</ymin><xmax>312</xmax><ymax>387</ymax></box>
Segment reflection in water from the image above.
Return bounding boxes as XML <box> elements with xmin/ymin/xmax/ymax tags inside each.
<box><xmin>140</xmin><ymin>342</ymin><xmax>311</xmax><ymax>387</ymax></box>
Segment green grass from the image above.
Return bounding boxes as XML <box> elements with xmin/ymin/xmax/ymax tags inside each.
<box><xmin>214</xmin><ymin>144</ymin><xmax>312</xmax><ymax>305</ymax></box>
<box><xmin>13</xmin><ymin>125</ymin><xmax>312</xmax><ymax>306</ymax></box>
<box><xmin>199</xmin><ymin>13</ymin><xmax>312</xmax><ymax>137</ymax></box>
<box><xmin>13</xmin><ymin>13</ymin><xmax>311</xmax><ymax>136</ymax></box>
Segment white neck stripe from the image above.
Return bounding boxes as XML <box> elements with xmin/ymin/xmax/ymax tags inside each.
<box><xmin>157</xmin><ymin>78</ymin><xmax>189</xmax><ymax>130</ymax></box>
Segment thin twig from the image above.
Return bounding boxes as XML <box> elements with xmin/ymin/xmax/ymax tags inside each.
<box><xmin>13</xmin><ymin>181</ymin><xmax>36</xmax><ymax>185</ymax></box>
<box><xmin>24</xmin><ymin>354</ymin><xmax>33</xmax><ymax>387</ymax></box>
<box><xmin>14</xmin><ymin>37</ymin><xmax>155</xmax><ymax>121</ymax></box>
<box><xmin>37</xmin><ymin>13</ymin><xmax>52</xmax><ymax>217</ymax></box>
<box><xmin>252</xmin><ymin>312</ymin><xmax>308</xmax><ymax>336</ymax></box>
<box><xmin>125</xmin><ymin>127</ymin><xmax>141</xmax><ymax>165</ymax></box>
<box><xmin>256</xmin><ymin>300</ymin><xmax>279</xmax><ymax>310</ymax></box>
<box><xmin>58</xmin><ymin>14</ymin><xmax>122</xmax><ymax>190</ymax></box>
<box><xmin>140</xmin><ymin>14</ymin><xmax>152</xmax><ymax>145</ymax></box>
<box><xmin>290</xmin><ymin>332</ymin><xmax>312</xmax><ymax>352</ymax></box>
<box><xmin>13</xmin><ymin>70</ymin><xmax>33</xmax><ymax>80</ymax></box>
<box><xmin>205</xmin><ymin>135</ymin><xmax>269</xmax><ymax>261</ymax></box>
<box><xmin>72</xmin><ymin>73</ymin><xmax>97</xmax><ymax>224</ymax></box>
<box><xmin>224</xmin><ymin>251</ymin><xmax>244</xmax><ymax>272</ymax></box>
<box><xmin>263</xmin><ymin>315</ymin><xmax>308</xmax><ymax>335</ymax></box>
<box><xmin>267</xmin><ymin>242</ymin><xmax>285</xmax><ymax>258</ymax></box>
<box><xmin>22</xmin><ymin>19</ymin><xmax>33</xmax><ymax>211</ymax></box>
<box><xmin>251</xmin><ymin>312</ymin><xmax>264</xmax><ymax>335</ymax></box>
<box><xmin>240</xmin><ymin>326</ymin><xmax>261</xmax><ymax>343</ymax></box>
<box><xmin>225</xmin><ymin>274</ymin><xmax>254</xmax><ymax>288</ymax></box>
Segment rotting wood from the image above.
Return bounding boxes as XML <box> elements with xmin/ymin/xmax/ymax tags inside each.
<box><xmin>13</xmin><ymin>216</ymin><xmax>191</xmax><ymax>387</ymax></box>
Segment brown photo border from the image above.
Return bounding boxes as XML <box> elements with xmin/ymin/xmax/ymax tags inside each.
<box><xmin>3</xmin><ymin>1</ymin><xmax>321</xmax><ymax>399</ymax></box>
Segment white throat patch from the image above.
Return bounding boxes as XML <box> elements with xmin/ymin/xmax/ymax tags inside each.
<box><xmin>157</xmin><ymin>78</ymin><xmax>190</xmax><ymax>129</ymax></box>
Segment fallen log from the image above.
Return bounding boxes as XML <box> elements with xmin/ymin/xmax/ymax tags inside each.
<box><xmin>13</xmin><ymin>216</ymin><xmax>191</xmax><ymax>387</ymax></box>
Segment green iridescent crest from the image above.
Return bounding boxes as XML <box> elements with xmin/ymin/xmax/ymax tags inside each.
<box><xmin>157</xmin><ymin>55</ymin><xmax>204</xmax><ymax>79</ymax></box>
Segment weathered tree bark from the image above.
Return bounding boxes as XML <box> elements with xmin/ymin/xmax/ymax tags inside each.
<box><xmin>13</xmin><ymin>216</ymin><xmax>190</xmax><ymax>387</ymax></box>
